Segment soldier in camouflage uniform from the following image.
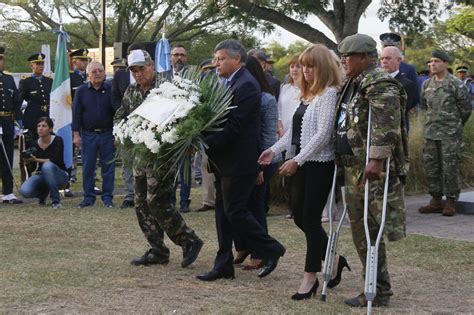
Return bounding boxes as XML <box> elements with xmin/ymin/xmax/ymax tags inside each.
<box><xmin>334</xmin><ymin>34</ymin><xmax>408</xmax><ymax>307</ymax></box>
<box><xmin>114</xmin><ymin>49</ymin><xmax>203</xmax><ymax>267</ymax></box>
<box><xmin>419</xmin><ymin>51</ymin><xmax>471</xmax><ymax>216</ymax></box>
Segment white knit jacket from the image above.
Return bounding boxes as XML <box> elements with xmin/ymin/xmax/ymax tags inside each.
<box><xmin>270</xmin><ymin>87</ymin><xmax>338</xmax><ymax>166</ymax></box>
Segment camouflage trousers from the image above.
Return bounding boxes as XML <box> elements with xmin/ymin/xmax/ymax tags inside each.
<box><xmin>133</xmin><ymin>164</ymin><xmax>200</xmax><ymax>259</ymax></box>
<box><xmin>423</xmin><ymin>138</ymin><xmax>462</xmax><ymax>199</ymax></box>
<box><xmin>344</xmin><ymin>162</ymin><xmax>406</xmax><ymax>303</ymax></box>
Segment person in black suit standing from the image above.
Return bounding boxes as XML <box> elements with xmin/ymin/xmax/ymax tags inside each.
<box><xmin>196</xmin><ymin>39</ymin><xmax>286</xmax><ymax>281</ymax></box>
<box><xmin>18</xmin><ymin>53</ymin><xmax>53</xmax><ymax>140</ymax></box>
<box><xmin>380</xmin><ymin>46</ymin><xmax>417</xmax><ymax>132</ymax></box>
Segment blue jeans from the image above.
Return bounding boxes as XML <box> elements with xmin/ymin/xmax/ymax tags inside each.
<box><xmin>20</xmin><ymin>161</ymin><xmax>69</xmax><ymax>204</ymax></box>
<box><xmin>81</xmin><ymin>130</ymin><xmax>115</xmax><ymax>204</ymax></box>
<box><xmin>171</xmin><ymin>156</ymin><xmax>191</xmax><ymax>208</ymax></box>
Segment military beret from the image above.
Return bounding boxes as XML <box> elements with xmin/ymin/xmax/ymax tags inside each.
<box><xmin>456</xmin><ymin>66</ymin><xmax>468</xmax><ymax>73</ymax></box>
<box><xmin>379</xmin><ymin>32</ymin><xmax>401</xmax><ymax>46</ymax></box>
<box><xmin>431</xmin><ymin>50</ymin><xmax>450</xmax><ymax>62</ymax></box>
<box><xmin>110</xmin><ymin>57</ymin><xmax>127</xmax><ymax>68</ymax></box>
<box><xmin>70</xmin><ymin>48</ymin><xmax>89</xmax><ymax>60</ymax></box>
<box><xmin>338</xmin><ymin>34</ymin><xmax>377</xmax><ymax>54</ymax></box>
<box><xmin>28</xmin><ymin>53</ymin><xmax>46</xmax><ymax>63</ymax></box>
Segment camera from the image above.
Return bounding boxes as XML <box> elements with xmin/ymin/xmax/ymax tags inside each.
<box><xmin>21</xmin><ymin>147</ymin><xmax>38</xmax><ymax>159</ymax></box>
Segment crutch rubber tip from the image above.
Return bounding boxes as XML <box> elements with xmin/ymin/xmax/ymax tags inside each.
<box><xmin>320</xmin><ymin>294</ymin><xmax>326</xmax><ymax>302</ymax></box>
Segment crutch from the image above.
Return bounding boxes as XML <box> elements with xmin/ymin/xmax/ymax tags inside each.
<box><xmin>363</xmin><ymin>108</ymin><xmax>391</xmax><ymax>315</ymax></box>
<box><xmin>320</xmin><ymin>166</ymin><xmax>348</xmax><ymax>302</ymax></box>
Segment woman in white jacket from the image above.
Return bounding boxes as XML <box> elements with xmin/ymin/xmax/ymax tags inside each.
<box><xmin>259</xmin><ymin>44</ymin><xmax>349</xmax><ymax>300</ymax></box>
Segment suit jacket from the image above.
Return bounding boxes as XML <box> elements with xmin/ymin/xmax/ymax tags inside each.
<box><xmin>111</xmin><ymin>69</ymin><xmax>131</xmax><ymax>110</ymax></box>
<box><xmin>18</xmin><ymin>75</ymin><xmax>53</xmax><ymax>130</ymax></box>
<box><xmin>205</xmin><ymin>67</ymin><xmax>261</xmax><ymax>177</ymax></box>
<box><xmin>399</xmin><ymin>62</ymin><xmax>419</xmax><ymax>105</ymax></box>
<box><xmin>395</xmin><ymin>73</ymin><xmax>417</xmax><ymax>111</ymax></box>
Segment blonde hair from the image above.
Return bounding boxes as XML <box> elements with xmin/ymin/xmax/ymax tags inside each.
<box><xmin>298</xmin><ymin>44</ymin><xmax>342</xmax><ymax>101</ymax></box>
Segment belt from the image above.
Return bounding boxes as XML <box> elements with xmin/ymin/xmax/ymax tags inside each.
<box><xmin>84</xmin><ymin>128</ymin><xmax>112</xmax><ymax>133</ymax></box>
<box><xmin>337</xmin><ymin>155</ymin><xmax>362</xmax><ymax>167</ymax></box>
<box><xmin>0</xmin><ymin>111</ymin><xmax>13</xmax><ymax>117</ymax></box>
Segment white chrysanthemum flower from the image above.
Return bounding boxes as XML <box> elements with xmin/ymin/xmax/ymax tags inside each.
<box><xmin>161</xmin><ymin>128</ymin><xmax>178</xmax><ymax>144</ymax></box>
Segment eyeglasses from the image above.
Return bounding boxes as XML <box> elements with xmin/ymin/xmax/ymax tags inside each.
<box><xmin>171</xmin><ymin>53</ymin><xmax>187</xmax><ymax>57</ymax></box>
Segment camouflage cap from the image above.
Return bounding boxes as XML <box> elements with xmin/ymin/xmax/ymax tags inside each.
<box><xmin>338</xmin><ymin>34</ymin><xmax>377</xmax><ymax>54</ymax></box>
<box><xmin>431</xmin><ymin>50</ymin><xmax>450</xmax><ymax>63</ymax></box>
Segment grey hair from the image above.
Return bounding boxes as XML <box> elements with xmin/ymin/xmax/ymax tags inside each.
<box><xmin>86</xmin><ymin>61</ymin><xmax>104</xmax><ymax>74</ymax></box>
<box><xmin>214</xmin><ymin>39</ymin><xmax>247</xmax><ymax>65</ymax></box>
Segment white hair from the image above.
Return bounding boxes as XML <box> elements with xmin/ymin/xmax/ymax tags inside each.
<box><xmin>86</xmin><ymin>61</ymin><xmax>104</xmax><ymax>74</ymax></box>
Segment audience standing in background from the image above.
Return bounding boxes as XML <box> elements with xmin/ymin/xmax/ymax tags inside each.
<box><xmin>248</xmin><ymin>49</ymin><xmax>281</xmax><ymax>101</ymax></box>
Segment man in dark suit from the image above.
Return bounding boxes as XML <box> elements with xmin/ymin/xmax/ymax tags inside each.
<box><xmin>381</xmin><ymin>46</ymin><xmax>418</xmax><ymax>131</ymax></box>
<box><xmin>196</xmin><ymin>39</ymin><xmax>285</xmax><ymax>281</ymax></box>
<box><xmin>380</xmin><ymin>33</ymin><xmax>419</xmax><ymax>107</ymax></box>
<box><xmin>18</xmin><ymin>53</ymin><xmax>53</xmax><ymax>140</ymax></box>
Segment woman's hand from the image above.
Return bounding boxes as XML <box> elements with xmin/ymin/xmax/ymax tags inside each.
<box><xmin>256</xmin><ymin>171</ymin><xmax>264</xmax><ymax>185</ymax></box>
<box><xmin>279</xmin><ymin>159</ymin><xmax>298</xmax><ymax>177</ymax></box>
<box><xmin>258</xmin><ymin>149</ymin><xmax>275</xmax><ymax>166</ymax></box>
<box><xmin>277</xmin><ymin>121</ymin><xmax>284</xmax><ymax>138</ymax></box>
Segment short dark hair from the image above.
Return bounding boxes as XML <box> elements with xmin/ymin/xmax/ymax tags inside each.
<box><xmin>37</xmin><ymin>116</ymin><xmax>54</xmax><ymax>129</ymax></box>
<box><xmin>172</xmin><ymin>44</ymin><xmax>186</xmax><ymax>50</ymax></box>
<box><xmin>214</xmin><ymin>39</ymin><xmax>247</xmax><ymax>65</ymax></box>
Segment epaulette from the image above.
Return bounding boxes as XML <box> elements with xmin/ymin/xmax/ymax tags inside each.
<box><xmin>3</xmin><ymin>71</ymin><xmax>12</xmax><ymax>75</ymax></box>
<box><xmin>43</xmin><ymin>74</ymin><xmax>51</xmax><ymax>78</ymax></box>
<box><xmin>69</xmin><ymin>70</ymin><xmax>74</xmax><ymax>74</ymax></box>
<box><xmin>21</xmin><ymin>74</ymin><xmax>32</xmax><ymax>80</ymax></box>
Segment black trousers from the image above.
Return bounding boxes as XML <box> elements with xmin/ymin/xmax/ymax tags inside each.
<box><xmin>291</xmin><ymin>160</ymin><xmax>334</xmax><ymax>272</ymax></box>
<box><xmin>212</xmin><ymin>174</ymin><xmax>285</xmax><ymax>272</ymax></box>
<box><xmin>0</xmin><ymin>119</ymin><xmax>15</xmax><ymax>195</ymax></box>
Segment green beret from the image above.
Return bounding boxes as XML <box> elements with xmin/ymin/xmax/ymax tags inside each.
<box><xmin>431</xmin><ymin>50</ymin><xmax>450</xmax><ymax>63</ymax></box>
<box><xmin>338</xmin><ymin>34</ymin><xmax>377</xmax><ymax>54</ymax></box>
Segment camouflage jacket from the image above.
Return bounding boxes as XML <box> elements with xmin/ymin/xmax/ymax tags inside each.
<box><xmin>420</xmin><ymin>74</ymin><xmax>471</xmax><ymax>140</ymax></box>
<box><xmin>336</xmin><ymin>64</ymin><xmax>409</xmax><ymax>178</ymax></box>
<box><xmin>114</xmin><ymin>71</ymin><xmax>172</xmax><ymax>124</ymax></box>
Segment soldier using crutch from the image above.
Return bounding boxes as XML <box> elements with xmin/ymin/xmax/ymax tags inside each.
<box><xmin>0</xmin><ymin>45</ymin><xmax>23</xmax><ymax>203</ymax></box>
<box><xmin>334</xmin><ymin>34</ymin><xmax>408</xmax><ymax>308</ymax></box>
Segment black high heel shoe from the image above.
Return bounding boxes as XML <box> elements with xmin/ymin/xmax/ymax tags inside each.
<box><xmin>327</xmin><ymin>255</ymin><xmax>351</xmax><ymax>288</ymax></box>
<box><xmin>291</xmin><ymin>279</ymin><xmax>319</xmax><ymax>300</ymax></box>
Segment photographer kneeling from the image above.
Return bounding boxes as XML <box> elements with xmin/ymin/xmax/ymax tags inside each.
<box><xmin>19</xmin><ymin>117</ymin><xmax>68</xmax><ymax>208</ymax></box>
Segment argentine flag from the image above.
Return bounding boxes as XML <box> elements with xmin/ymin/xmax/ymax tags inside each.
<box><xmin>50</xmin><ymin>27</ymin><xmax>73</xmax><ymax>169</ymax></box>
<box><xmin>155</xmin><ymin>34</ymin><xmax>171</xmax><ymax>73</ymax></box>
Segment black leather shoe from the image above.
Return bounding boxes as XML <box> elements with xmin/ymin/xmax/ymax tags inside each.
<box><xmin>131</xmin><ymin>249</ymin><xmax>169</xmax><ymax>266</ymax></box>
<box><xmin>77</xmin><ymin>201</ymin><xmax>94</xmax><ymax>209</ymax></box>
<box><xmin>291</xmin><ymin>279</ymin><xmax>319</xmax><ymax>300</ymax></box>
<box><xmin>258</xmin><ymin>253</ymin><xmax>283</xmax><ymax>278</ymax></box>
<box><xmin>344</xmin><ymin>293</ymin><xmax>388</xmax><ymax>307</ymax></box>
<box><xmin>327</xmin><ymin>255</ymin><xmax>351</xmax><ymax>288</ymax></box>
<box><xmin>120</xmin><ymin>200</ymin><xmax>135</xmax><ymax>208</ymax></box>
<box><xmin>64</xmin><ymin>189</ymin><xmax>74</xmax><ymax>197</ymax></box>
<box><xmin>196</xmin><ymin>268</ymin><xmax>235</xmax><ymax>281</ymax></box>
<box><xmin>181</xmin><ymin>239</ymin><xmax>203</xmax><ymax>268</ymax></box>
<box><xmin>179</xmin><ymin>204</ymin><xmax>190</xmax><ymax>213</ymax></box>
<box><xmin>3</xmin><ymin>198</ymin><xmax>22</xmax><ymax>204</ymax></box>
<box><xmin>194</xmin><ymin>204</ymin><xmax>214</xmax><ymax>212</ymax></box>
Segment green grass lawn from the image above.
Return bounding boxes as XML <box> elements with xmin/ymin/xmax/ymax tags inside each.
<box><xmin>1</xmin><ymin>191</ymin><xmax>473</xmax><ymax>313</ymax></box>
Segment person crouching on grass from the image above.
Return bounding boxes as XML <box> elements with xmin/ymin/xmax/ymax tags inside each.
<box><xmin>19</xmin><ymin>117</ymin><xmax>69</xmax><ymax>209</ymax></box>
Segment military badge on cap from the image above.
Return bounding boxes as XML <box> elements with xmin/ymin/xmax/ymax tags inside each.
<box><xmin>456</xmin><ymin>66</ymin><xmax>468</xmax><ymax>73</ymax></box>
<box><xmin>70</xmin><ymin>48</ymin><xmax>90</xmax><ymax>60</ymax></box>
<box><xmin>379</xmin><ymin>33</ymin><xmax>401</xmax><ymax>46</ymax></box>
<box><xmin>28</xmin><ymin>53</ymin><xmax>46</xmax><ymax>63</ymax></box>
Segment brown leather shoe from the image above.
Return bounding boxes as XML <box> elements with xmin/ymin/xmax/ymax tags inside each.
<box><xmin>418</xmin><ymin>197</ymin><xmax>443</xmax><ymax>214</ymax></box>
<box><xmin>345</xmin><ymin>293</ymin><xmax>388</xmax><ymax>307</ymax></box>
<box><xmin>442</xmin><ymin>197</ymin><xmax>456</xmax><ymax>216</ymax></box>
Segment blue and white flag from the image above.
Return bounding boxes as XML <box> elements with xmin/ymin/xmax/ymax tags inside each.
<box><xmin>50</xmin><ymin>26</ymin><xmax>73</xmax><ymax>169</ymax></box>
<box><xmin>155</xmin><ymin>34</ymin><xmax>171</xmax><ymax>73</ymax></box>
